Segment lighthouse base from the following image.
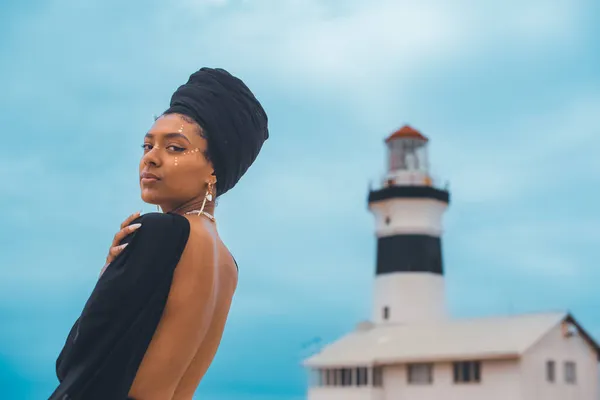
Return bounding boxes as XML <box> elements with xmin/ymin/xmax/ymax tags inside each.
<box><xmin>372</xmin><ymin>272</ymin><xmax>447</xmax><ymax>325</ymax></box>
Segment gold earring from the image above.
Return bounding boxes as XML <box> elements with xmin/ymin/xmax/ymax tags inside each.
<box><xmin>196</xmin><ymin>181</ymin><xmax>214</xmax><ymax>216</ymax></box>
<box><xmin>206</xmin><ymin>182</ymin><xmax>214</xmax><ymax>202</ymax></box>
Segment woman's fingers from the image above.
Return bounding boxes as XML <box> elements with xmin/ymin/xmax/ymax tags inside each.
<box><xmin>112</xmin><ymin>212</ymin><xmax>142</xmax><ymax>246</ymax></box>
<box><xmin>110</xmin><ymin>243</ymin><xmax>129</xmax><ymax>257</ymax></box>
<box><xmin>105</xmin><ymin>242</ymin><xmax>130</xmax><ymax>264</ymax></box>
<box><xmin>106</xmin><ymin>211</ymin><xmax>143</xmax><ymax>264</ymax></box>
<box><xmin>112</xmin><ymin>222</ymin><xmax>142</xmax><ymax>246</ymax></box>
<box><xmin>120</xmin><ymin>211</ymin><xmax>142</xmax><ymax>230</ymax></box>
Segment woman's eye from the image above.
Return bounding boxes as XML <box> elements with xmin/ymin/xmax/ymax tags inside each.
<box><xmin>140</xmin><ymin>144</ymin><xmax>185</xmax><ymax>152</ymax></box>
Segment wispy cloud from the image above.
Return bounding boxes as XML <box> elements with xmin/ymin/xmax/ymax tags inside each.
<box><xmin>164</xmin><ymin>0</ymin><xmax>586</xmax><ymax>103</ymax></box>
<box><xmin>436</xmin><ymin>92</ymin><xmax>600</xmax><ymax>205</ymax></box>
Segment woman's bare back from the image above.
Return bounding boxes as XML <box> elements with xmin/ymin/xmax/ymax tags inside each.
<box><xmin>128</xmin><ymin>216</ymin><xmax>238</xmax><ymax>400</ymax></box>
<box><xmin>170</xmin><ymin>241</ymin><xmax>238</xmax><ymax>400</ymax></box>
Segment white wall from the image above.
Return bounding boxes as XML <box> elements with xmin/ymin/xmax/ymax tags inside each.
<box><xmin>369</xmin><ymin>198</ymin><xmax>447</xmax><ymax>237</ymax></box>
<box><xmin>520</xmin><ymin>322</ymin><xmax>599</xmax><ymax>400</ymax></box>
<box><xmin>372</xmin><ymin>273</ymin><xmax>446</xmax><ymax>324</ymax></box>
<box><xmin>382</xmin><ymin>359</ymin><xmax>521</xmax><ymax>400</ymax></box>
<box><xmin>307</xmin><ymin>387</ymin><xmax>383</xmax><ymax>400</ymax></box>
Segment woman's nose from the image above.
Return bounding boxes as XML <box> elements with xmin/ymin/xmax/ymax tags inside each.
<box><xmin>142</xmin><ymin>146</ymin><xmax>162</xmax><ymax>166</ymax></box>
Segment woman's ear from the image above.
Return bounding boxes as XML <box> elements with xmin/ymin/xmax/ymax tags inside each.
<box><xmin>208</xmin><ymin>173</ymin><xmax>217</xmax><ymax>186</ymax></box>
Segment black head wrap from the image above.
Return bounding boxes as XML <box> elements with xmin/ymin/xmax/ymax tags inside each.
<box><xmin>163</xmin><ymin>67</ymin><xmax>268</xmax><ymax>197</ymax></box>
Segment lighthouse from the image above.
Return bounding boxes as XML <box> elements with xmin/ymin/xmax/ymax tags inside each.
<box><xmin>367</xmin><ymin>125</ymin><xmax>450</xmax><ymax>325</ymax></box>
<box><xmin>303</xmin><ymin>125</ymin><xmax>600</xmax><ymax>400</ymax></box>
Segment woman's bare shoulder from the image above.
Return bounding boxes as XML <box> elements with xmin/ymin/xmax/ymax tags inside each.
<box><xmin>180</xmin><ymin>215</ymin><xmax>233</xmax><ymax>263</ymax></box>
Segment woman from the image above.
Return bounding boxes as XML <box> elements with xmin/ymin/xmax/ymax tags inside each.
<box><xmin>50</xmin><ymin>67</ymin><xmax>269</xmax><ymax>400</ymax></box>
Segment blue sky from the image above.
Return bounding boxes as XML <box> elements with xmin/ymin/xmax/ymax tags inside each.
<box><xmin>1</xmin><ymin>0</ymin><xmax>599</xmax><ymax>398</ymax></box>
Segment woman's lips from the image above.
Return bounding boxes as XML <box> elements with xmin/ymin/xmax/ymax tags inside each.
<box><xmin>140</xmin><ymin>171</ymin><xmax>161</xmax><ymax>183</ymax></box>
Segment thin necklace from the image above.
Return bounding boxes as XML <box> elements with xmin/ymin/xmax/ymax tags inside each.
<box><xmin>184</xmin><ymin>209</ymin><xmax>215</xmax><ymax>222</ymax></box>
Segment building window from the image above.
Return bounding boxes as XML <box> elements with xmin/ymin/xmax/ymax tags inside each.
<box><xmin>309</xmin><ymin>369</ymin><xmax>323</xmax><ymax>387</ymax></box>
<box><xmin>383</xmin><ymin>306</ymin><xmax>390</xmax><ymax>320</ymax></box>
<box><xmin>328</xmin><ymin>369</ymin><xmax>336</xmax><ymax>386</ymax></box>
<box><xmin>453</xmin><ymin>361</ymin><xmax>481</xmax><ymax>383</ymax></box>
<box><xmin>562</xmin><ymin>321</ymin><xmax>579</xmax><ymax>338</ymax></box>
<box><xmin>546</xmin><ymin>360</ymin><xmax>555</xmax><ymax>382</ymax></box>
<box><xmin>315</xmin><ymin>366</ymin><xmax>380</xmax><ymax>388</ymax></box>
<box><xmin>408</xmin><ymin>363</ymin><xmax>433</xmax><ymax>384</ymax></box>
<box><xmin>340</xmin><ymin>368</ymin><xmax>353</xmax><ymax>386</ymax></box>
<box><xmin>357</xmin><ymin>367</ymin><xmax>368</xmax><ymax>386</ymax></box>
<box><xmin>373</xmin><ymin>366</ymin><xmax>383</xmax><ymax>387</ymax></box>
<box><xmin>565</xmin><ymin>361</ymin><xmax>576</xmax><ymax>384</ymax></box>
<box><xmin>313</xmin><ymin>369</ymin><xmax>331</xmax><ymax>387</ymax></box>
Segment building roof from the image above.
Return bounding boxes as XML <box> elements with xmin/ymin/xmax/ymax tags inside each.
<box><xmin>303</xmin><ymin>312</ymin><xmax>600</xmax><ymax>367</ymax></box>
<box><xmin>385</xmin><ymin>125</ymin><xmax>428</xmax><ymax>143</ymax></box>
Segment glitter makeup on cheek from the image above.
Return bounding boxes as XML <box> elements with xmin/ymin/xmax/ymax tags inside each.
<box><xmin>174</xmin><ymin>148</ymin><xmax>200</xmax><ymax>167</ymax></box>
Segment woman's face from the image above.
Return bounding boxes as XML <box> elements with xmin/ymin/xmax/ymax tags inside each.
<box><xmin>139</xmin><ymin>113</ymin><xmax>215</xmax><ymax>210</ymax></box>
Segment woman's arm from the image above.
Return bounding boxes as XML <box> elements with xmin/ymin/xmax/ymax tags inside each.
<box><xmin>50</xmin><ymin>212</ymin><xmax>192</xmax><ymax>400</ymax></box>
<box><xmin>99</xmin><ymin>211</ymin><xmax>143</xmax><ymax>278</ymax></box>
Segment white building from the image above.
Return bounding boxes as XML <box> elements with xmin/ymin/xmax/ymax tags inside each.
<box><xmin>302</xmin><ymin>126</ymin><xmax>600</xmax><ymax>400</ymax></box>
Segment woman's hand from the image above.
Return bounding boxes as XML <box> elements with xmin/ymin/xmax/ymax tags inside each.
<box><xmin>99</xmin><ymin>211</ymin><xmax>143</xmax><ymax>277</ymax></box>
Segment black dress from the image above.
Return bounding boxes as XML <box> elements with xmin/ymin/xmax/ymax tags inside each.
<box><xmin>49</xmin><ymin>211</ymin><xmax>191</xmax><ymax>400</ymax></box>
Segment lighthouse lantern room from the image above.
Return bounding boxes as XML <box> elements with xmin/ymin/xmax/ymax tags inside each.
<box><xmin>385</xmin><ymin>125</ymin><xmax>431</xmax><ymax>187</ymax></box>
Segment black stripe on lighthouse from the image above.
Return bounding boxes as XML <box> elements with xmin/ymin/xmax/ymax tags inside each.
<box><xmin>376</xmin><ymin>234</ymin><xmax>443</xmax><ymax>275</ymax></box>
<box><xmin>368</xmin><ymin>186</ymin><xmax>450</xmax><ymax>204</ymax></box>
